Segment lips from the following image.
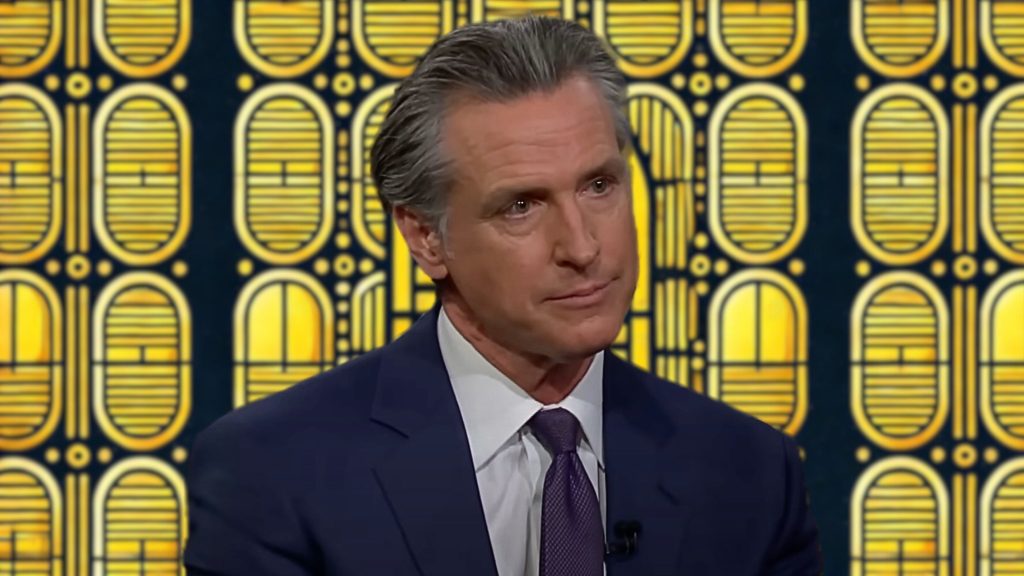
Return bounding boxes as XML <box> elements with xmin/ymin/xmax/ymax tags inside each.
<box><xmin>550</xmin><ymin>280</ymin><xmax>611</xmax><ymax>301</ymax></box>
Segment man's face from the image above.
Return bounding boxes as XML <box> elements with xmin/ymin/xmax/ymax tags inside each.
<box><xmin>421</xmin><ymin>76</ymin><xmax>639</xmax><ymax>362</ymax></box>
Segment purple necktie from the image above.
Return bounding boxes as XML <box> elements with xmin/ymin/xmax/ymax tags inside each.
<box><xmin>529</xmin><ymin>408</ymin><xmax>604</xmax><ymax>576</ymax></box>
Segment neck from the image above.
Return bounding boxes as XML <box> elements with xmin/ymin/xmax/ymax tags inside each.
<box><xmin>440</xmin><ymin>292</ymin><xmax>593</xmax><ymax>405</ymax></box>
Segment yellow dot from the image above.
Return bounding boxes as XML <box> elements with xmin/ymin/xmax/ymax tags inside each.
<box><xmin>930</xmin><ymin>446</ymin><xmax>945</xmax><ymax>464</ymax></box>
<box><xmin>336</xmin><ymin>54</ymin><xmax>352</xmax><ymax>68</ymax></box>
<box><xmin>66</xmin><ymin>72</ymin><xmax>92</xmax><ymax>99</ymax></box>
<box><xmin>338</xmin><ymin>180</ymin><xmax>350</xmax><ymax>194</ymax></box>
<box><xmin>44</xmin><ymin>74</ymin><xmax>60</xmax><ymax>92</ymax></box>
<box><xmin>695</xmin><ymin>182</ymin><xmax>706</xmax><ymax>197</ymax></box>
<box><xmin>690</xmin><ymin>72</ymin><xmax>713</xmax><ymax>97</ymax></box>
<box><xmin>337</xmin><ymin>2</ymin><xmax>349</xmax><ymax>16</ymax></box>
<box><xmin>696</xmin><ymin>131</ymin><xmax>705</xmax><ymax>148</ymax></box>
<box><xmin>984</xmin><ymin>74</ymin><xmax>999</xmax><ymax>92</ymax></box>
<box><xmin>337</xmin><ymin>17</ymin><xmax>349</xmax><ymax>34</ymax></box>
<box><xmin>335</xmin><ymin>101</ymin><xmax>352</xmax><ymax>117</ymax></box>
<box><xmin>337</xmin><ymin>319</ymin><xmax>350</xmax><ymax>334</ymax></box>
<box><xmin>954</xmin><ymin>254</ymin><xmax>977</xmax><ymax>280</ymax></box>
<box><xmin>693</xmin><ymin>100</ymin><xmax>709</xmax><ymax>117</ymax></box>
<box><xmin>694</xmin><ymin>232</ymin><xmax>709</xmax><ymax>249</ymax></box>
<box><xmin>695</xmin><ymin>281</ymin><xmax>709</xmax><ymax>296</ymax></box>
<box><xmin>45</xmin><ymin>448</ymin><xmax>60</xmax><ymax>464</ymax></box>
<box><xmin>670</xmin><ymin>73</ymin><xmax>686</xmax><ymax>90</ymax></box>
<box><xmin>984</xmin><ymin>258</ymin><xmax>999</xmax><ymax>276</ymax></box>
<box><xmin>335</xmin><ymin>282</ymin><xmax>351</xmax><ymax>298</ymax></box>
<box><xmin>172</xmin><ymin>446</ymin><xmax>188</xmax><ymax>463</ymax></box>
<box><xmin>237</xmin><ymin>258</ymin><xmax>253</xmax><ymax>277</ymax></box>
<box><xmin>984</xmin><ymin>447</ymin><xmax>999</xmax><ymax>464</ymax></box>
<box><xmin>695</xmin><ymin>17</ymin><xmax>706</xmax><ymax>37</ymax></box>
<box><xmin>172</xmin><ymin>74</ymin><xmax>188</xmax><ymax>91</ymax></box>
<box><xmin>358</xmin><ymin>258</ymin><xmax>375</xmax><ymax>274</ymax></box>
<box><xmin>952</xmin><ymin>72</ymin><xmax>978</xmax><ymax>99</ymax></box>
<box><xmin>66</xmin><ymin>443</ymin><xmax>91</xmax><ymax>469</ymax></box>
<box><xmin>693</xmin><ymin>53</ymin><xmax>708</xmax><ymax>68</ymax></box>
<box><xmin>314</xmin><ymin>257</ymin><xmax>330</xmax><ymax>276</ymax></box>
<box><xmin>855</xmin><ymin>260</ymin><xmax>871</xmax><ymax>277</ymax></box>
<box><xmin>788</xmin><ymin>74</ymin><xmax>805</xmax><ymax>92</ymax></box>
<box><xmin>172</xmin><ymin>261</ymin><xmax>188</xmax><ymax>278</ymax></box>
<box><xmin>67</xmin><ymin>254</ymin><xmax>91</xmax><ymax>280</ymax></box>
<box><xmin>855</xmin><ymin>74</ymin><xmax>871</xmax><ymax>92</ymax></box>
<box><xmin>359</xmin><ymin>73</ymin><xmax>375</xmax><ymax>91</ymax></box>
<box><xmin>97</xmin><ymin>259</ymin><xmax>113</xmax><ymax>277</ymax></box>
<box><xmin>856</xmin><ymin>446</ymin><xmax>870</xmax><ymax>463</ymax></box>
<box><xmin>577</xmin><ymin>19</ymin><xmax>589</xmax><ymax>29</ymax></box>
<box><xmin>954</xmin><ymin>444</ymin><xmax>977</xmax><ymax>469</ymax></box>
<box><xmin>45</xmin><ymin>259</ymin><xmax>61</xmax><ymax>276</ymax></box>
<box><xmin>313</xmin><ymin>73</ymin><xmax>329</xmax><ymax>90</ymax></box>
<box><xmin>691</xmin><ymin>357</ymin><xmax>705</xmax><ymax>371</ymax></box>
<box><xmin>695</xmin><ymin>165</ymin><xmax>706</xmax><ymax>180</ymax></box>
<box><xmin>576</xmin><ymin>1</ymin><xmax>589</xmax><ymax>14</ymax></box>
<box><xmin>714</xmin><ymin>73</ymin><xmax>730</xmax><ymax>91</ymax></box>
<box><xmin>333</xmin><ymin>73</ymin><xmax>356</xmax><ymax>96</ymax></box>
<box><xmin>337</xmin><ymin>131</ymin><xmax>350</xmax><ymax>148</ymax></box>
<box><xmin>714</xmin><ymin>258</ymin><xmax>729</xmax><ymax>276</ymax></box>
<box><xmin>335</xmin><ymin>38</ymin><xmax>350</xmax><ymax>52</ymax></box>
<box><xmin>334</xmin><ymin>254</ymin><xmax>356</xmax><ymax>277</ymax></box>
<box><xmin>930</xmin><ymin>260</ymin><xmax>946</xmax><ymax>277</ymax></box>
<box><xmin>930</xmin><ymin>74</ymin><xmax>946</xmax><ymax>92</ymax></box>
<box><xmin>690</xmin><ymin>254</ymin><xmax>711</xmax><ymax>277</ymax></box>
<box><xmin>337</xmin><ymin>199</ymin><xmax>350</xmax><ymax>213</ymax></box>
<box><xmin>693</xmin><ymin>340</ymin><xmax>706</xmax><ymax>354</ymax></box>
<box><xmin>335</xmin><ymin>233</ymin><xmax>352</xmax><ymax>249</ymax></box>
<box><xmin>695</xmin><ymin>201</ymin><xmax>705</xmax><ymax>214</ymax></box>
<box><xmin>97</xmin><ymin>447</ymin><xmax>113</xmax><ymax>464</ymax></box>
<box><xmin>237</xmin><ymin>74</ymin><xmax>254</xmax><ymax>92</ymax></box>
<box><xmin>788</xmin><ymin>259</ymin><xmax>805</xmax><ymax>276</ymax></box>
<box><xmin>337</xmin><ymin>340</ymin><xmax>350</xmax><ymax>353</ymax></box>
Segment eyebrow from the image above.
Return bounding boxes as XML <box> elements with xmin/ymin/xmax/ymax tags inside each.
<box><xmin>481</xmin><ymin>155</ymin><xmax>628</xmax><ymax>215</ymax></box>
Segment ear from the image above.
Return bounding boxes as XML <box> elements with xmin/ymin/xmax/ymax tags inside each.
<box><xmin>393</xmin><ymin>206</ymin><xmax>449</xmax><ymax>280</ymax></box>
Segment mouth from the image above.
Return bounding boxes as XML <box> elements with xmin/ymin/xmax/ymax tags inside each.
<box><xmin>549</xmin><ymin>279</ymin><xmax>612</xmax><ymax>306</ymax></box>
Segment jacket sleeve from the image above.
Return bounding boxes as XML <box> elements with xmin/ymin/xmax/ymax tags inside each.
<box><xmin>183</xmin><ymin>418</ymin><xmax>319</xmax><ymax>575</ymax></box>
<box><xmin>762</xmin><ymin>433</ymin><xmax>824</xmax><ymax>575</ymax></box>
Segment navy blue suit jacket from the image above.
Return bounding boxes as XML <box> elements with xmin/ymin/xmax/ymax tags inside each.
<box><xmin>183</xmin><ymin>308</ymin><xmax>822</xmax><ymax>575</ymax></box>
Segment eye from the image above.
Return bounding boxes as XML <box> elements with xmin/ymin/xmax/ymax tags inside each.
<box><xmin>505</xmin><ymin>198</ymin><xmax>534</xmax><ymax>217</ymax></box>
<box><xmin>589</xmin><ymin>177</ymin><xmax>613</xmax><ymax>195</ymax></box>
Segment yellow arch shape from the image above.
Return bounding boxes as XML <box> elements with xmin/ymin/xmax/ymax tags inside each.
<box><xmin>0</xmin><ymin>456</ymin><xmax>62</xmax><ymax>571</ymax></box>
<box><xmin>980</xmin><ymin>457</ymin><xmax>1024</xmax><ymax>576</ymax></box>
<box><xmin>93</xmin><ymin>0</ymin><xmax>191</xmax><ymax>77</ymax></box>
<box><xmin>352</xmin><ymin>0</ymin><xmax>454</xmax><ymax>78</ymax></box>
<box><xmin>981</xmin><ymin>0</ymin><xmax>1024</xmax><ymax>77</ymax></box>
<box><xmin>709</xmin><ymin>0</ymin><xmax>807</xmax><ymax>78</ymax></box>
<box><xmin>0</xmin><ymin>1</ymin><xmax>62</xmax><ymax>78</ymax></box>
<box><xmin>981</xmin><ymin>85</ymin><xmax>1024</xmax><ymax>265</ymax></box>
<box><xmin>594</xmin><ymin>0</ymin><xmax>693</xmax><ymax>79</ymax></box>
<box><xmin>234</xmin><ymin>0</ymin><xmax>334</xmax><ymax>78</ymax></box>
<box><xmin>470</xmin><ymin>0</ymin><xmax>573</xmax><ymax>23</ymax></box>
<box><xmin>851</xmin><ymin>0</ymin><xmax>949</xmax><ymax>78</ymax></box>
<box><xmin>980</xmin><ymin>270</ymin><xmax>1024</xmax><ymax>450</ymax></box>
<box><xmin>351</xmin><ymin>84</ymin><xmax>398</xmax><ymax>261</ymax></box>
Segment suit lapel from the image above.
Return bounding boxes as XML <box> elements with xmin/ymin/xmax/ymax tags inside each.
<box><xmin>603</xmin><ymin>353</ymin><xmax>693</xmax><ymax>576</ymax></box>
<box><xmin>370</xmin><ymin>308</ymin><xmax>498</xmax><ymax>576</ymax></box>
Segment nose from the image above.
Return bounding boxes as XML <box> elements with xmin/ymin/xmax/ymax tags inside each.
<box><xmin>552</xmin><ymin>198</ymin><xmax>600</xmax><ymax>270</ymax></box>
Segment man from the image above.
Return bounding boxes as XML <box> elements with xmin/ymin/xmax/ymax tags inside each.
<box><xmin>184</xmin><ymin>16</ymin><xmax>822</xmax><ymax>576</ymax></box>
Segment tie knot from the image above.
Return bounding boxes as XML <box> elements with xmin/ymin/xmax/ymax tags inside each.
<box><xmin>529</xmin><ymin>408</ymin><xmax>581</xmax><ymax>455</ymax></box>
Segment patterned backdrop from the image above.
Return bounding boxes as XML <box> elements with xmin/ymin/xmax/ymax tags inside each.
<box><xmin>3</xmin><ymin>0</ymin><xmax>1024</xmax><ymax>574</ymax></box>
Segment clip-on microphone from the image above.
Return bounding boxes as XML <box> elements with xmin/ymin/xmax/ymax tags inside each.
<box><xmin>605</xmin><ymin>520</ymin><xmax>642</xmax><ymax>558</ymax></box>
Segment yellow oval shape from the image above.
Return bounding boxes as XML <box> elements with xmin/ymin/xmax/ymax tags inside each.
<box><xmin>234</xmin><ymin>0</ymin><xmax>333</xmax><ymax>78</ymax></box>
<box><xmin>708</xmin><ymin>268</ymin><xmax>808</xmax><ymax>435</ymax></box>
<box><xmin>0</xmin><ymin>0</ymin><xmax>62</xmax><ymax>78</ymax></box>
<box><xmin>851</xmin><ymin>272</ymin><xmax>949</xmax><ymax>451</ymax></box>
<box><xmin>981</xmin><ymin>271</ymin><xmax>1024</xmax><ymax>450</ymax></box>
<box><xmin>851</xmin><ymin>457</ymin><xmax>948</xmax><ymax>576</ymax></box>
<box><xmin>351</xmin><ymin>85</ymin><xmax>395</xmax><ymax>261</ymax></box>
<box><xmin>709</xmin><ymin>83</ymin><xmax>806</xmax><ymax>264</ymax></box>
<box><xmin>0</xmin><ymin>83</ymin><xmax>62</xmax><ymax>264</ymax></box>
<box><xmin>235</xmin><ymin>84</ymin><xmax>333</xmax><ymax>265</ymax></box>
<box><xmin>0</xmin><ymin>269</ymin><xmax>62</xmax><ymax>452</ymax></box>
<box><xmin>353</xmin><ymin>0</ymin><xmax>452</xmax><ymax>78</ymax></box>
<box><xmin>471</xmin><ymin>0</ymin><xmax>573</xmax><ymax>22</ymax></box>
<box><xmin>94</xmin><ymin>0</ymin><xmax>190</xmax><ymax>77</ymax></box>
<box><xmin>852</xmin><ymin>84</ymin><xmax>949</xmax><ymax>265</ymax></box>
<box><xmin>982</xmin><ymin>85</ymin><xmax>1024</xmax><ymax>264</ymax></box>
<box><xmin>93</xmin><ymin>84</ymin><xmax>191</xmax><ymax>266</ymax></box>
<box><xmin>93</xmin><ymin>272</ymin><xmax>190</xmax><ymax>451</ymax></box>
<box><xmin>595</xmin><ymin>0</ymin><xmax>693</xmax><ymax>78</ymax></box>
<box><xmin>0</xmin><ymin>458</ymin><xmax>62</xmax><ymax>571</ymax></box>
<box><xmin>709</xmin><ymin>0</ymin><xmax>806</xmax><ymax>77</ymax></box>
<box><xmin>852</xmin><ymin>0</ymin><xmax>948</xmax><ymax>78</ymax></box>
<box><xmin>233</xmin><ymin>269</ymin><xmax>334</xmax><ymax>407</ymax></box>
<box><xmin>981</xmin><ymin>459</ymin><xmax>1024</xmax><ymax>575</ymax></box>
<box><xmin>93</xmin><ymin>457</ymin><xmax>186</xmax><ymax>574</ymax></box>
<box><xmin>982</xmin><ymin>0</ymin><xmax>1024</xmax><ymax>76</ymax></box>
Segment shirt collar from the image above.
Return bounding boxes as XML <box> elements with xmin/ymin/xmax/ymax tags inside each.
<box><xmin>438</xmin><ymin>307</ymin><xmax>604</xmax><ymax>472</ymax></box>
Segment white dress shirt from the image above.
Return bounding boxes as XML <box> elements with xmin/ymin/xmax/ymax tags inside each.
<box><xmin>438</xmin><ymin>308</ymin><xmax>606</xmax><ymax>576</ymax></box>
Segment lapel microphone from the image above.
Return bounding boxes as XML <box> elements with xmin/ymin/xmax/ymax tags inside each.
<box><xmin>605</xmin><ymin>521</ymin><xmax>642</xmax><ymax>558</ymax></box>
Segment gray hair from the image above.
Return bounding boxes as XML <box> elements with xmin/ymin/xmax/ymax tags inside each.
<box><xmin>369</xmin><ymin>15</ymin><xmax>631</xmax><ymax>238</ymax></box>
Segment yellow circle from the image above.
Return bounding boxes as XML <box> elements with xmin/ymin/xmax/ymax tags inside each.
<box><xmin>337</xmin><ymin>1</ymin><xmax>349</xmax><ymax>16</ymax></box>
<box><xmin>788</xmin><ymin>259</ymin><xmax>805</xmax><ymax>276</ymax></box>
<box><xmin>237</xmin><ymin>74</ymin><xmax>254</xmax><ymax>92</ymax></box>
<box><xmin>45</xmin><ymin>447</ymin><xmax>60</xmax><ymax>464</ymax></box>
<box><xmin>714</xmin><ymin>73</ymin><xmax>730</xmax><ymax>91</ymax></box>
<box><xmin>696</xmin><ymin>131</ymin><xmax>706</xmax><ymax>148</ymax></box>
<box><xmin>695</xmin><ymin>201</ymin><xmax>705</xmax><ymax>214</ymax></box>
<box><xmin>984</xmin><ymin>258</ymin><xmax>999</xmax><ymax>276</ymax></box>
<box><xmin>97</xmin><ymin>260</ymin><xmax>113</xmax><ymax>277</ymax></box>
<box><xmin>172</xmin><ymin>446</ymin><xmax>188</xmax><ymax>463</ymax></box>
<box><xmin>335</xmin><ymin>233</ymin><xmax>352</xmax><ymax>249</ymax></box>
<box><xmin>97</xmin><ymin>447</ymin><xmax>113</xmax><ymax>464</ymax></box>
<box><xmin>694</xmin><ymin>182</ymin><xmax>706</xmax><ymax>197</ymax></box>
<box><xmin>690</xmin><ymin>72</ymin><xmax>713</xmax><ymax>97</ymax></box>
<box><xmin>45</xmin><ymin>259</ymin><xmax>61</xmax><ymax>276</ymax></box>
<box><xmin>930</xmin><ymin>446</ymin><xmax>945</xmax><ymax>464</ymax></box>
<box><xmin>855</xmin><ymin>260</ymin><xmax>871</xmax><ymax>277</ymax></box>
<box><xmin>690</xmin><ymin>254</ymin><xmax>711</xmax><ymax>277</ymax></box>
<box><xmin>670</xmin><ymin>73</ymin><xmax>686</xmax><ymax>90</ymax></box>
<box><xmin>693</xmin><ymin>100</ymin><xmax>709</xmax><ymax>117</ymax></box>
<box><xmin>695</xmin><ymin>281</ymin><xmax>709</xmax><ymax>296</ymax></box>
<box><xmin>44</xmin><ymin>74</ymin><xmax>60</xmax><ymax>92</ymax></box>
<box><xmin>333</xmin><ymin>73</ymin><xmax>356</xmax><ymax>96</ymax></box>
<box><xmin>954</xmin><ymin>444</ymin><xmax>977</xmax><ymax>468</ymax></box>
<box><xmin>66</xmin><ymin>72</ymin><xmax>92</xmax><ymax>99</ymax></box>
<box><xmin>66</xmin><ymin>443</ymin><xmax>91</xmax><ymax>469</ymax></box>
<box><xmin>338</xmin><ymin>180</ymin><xmax>350</xmax><ymax>194</ymax></box>
<box><xmin>359</xmin><ymin>73</ymin><xmax>375</xmax><ymax>91</ymax></box>
<box><xmin>172</xmin><ymin>261</ymin><xmax>188</xmax><ymax>278</ymax></box>
<box><xmin>576</xmin><ymin>1</ymin><xmax>589</xmax><ymax>14</ymax></box>
<box><xmin>237</xmin><ymin>258</ymin><xmax>253</xmax><ymax>277</ymax></box>
<box><xmin>984</xmin><ymin>74</ymin><xmax>999</xmax><ymax>92</ymax></box>
<box><xmin>336</xmin><ymin>38</ymin><xmax>350</xmax><ymax>52</ymax></box>
<box><xmin>308</xmin><ymin>258</ymin><xmax>326</xmax><ymax>276</ymax></box>
<box><xmin>337</xmin><ymin>319</ymin><xmax>350</xmax><ymax>334</ymax></box>
<box><xmin>855</xmin><ymin>74</ymin><xmax>871</xmax><ymax>92</ymax></box>
<box><xmin>693</xmin><ymin>340</ymin><xmax>706</xmax><ymax>354</ymax></box>
<box><xmin>337</xmin><ymin>199</ymin><xmax>350</xmax><ymax>213</ymax></box>
<box><xmin>930</xmin><ymin>74</ymin><xmax>946</xmax><ymax>92</ymax></box>
<box><xmin>337</xmin><ymin>339</ymin><xmax>350</xmax><ymax>353</ymax></box>
<box><xmin>576</xmin><ymin>19</ymin><xmax>589</xmax><ymax>29</ymax></box>
<box><xmin>334</xmin><ymin>254</ymin><xmax>356</xmax><ymax>277</ymax></box>
<box><xmin>338</xmin><ymin>17</ymin><xmax>349</xmax><ymax>34</ymax></box>
<box><xmin>358</xmin><ymin>258</ymin><xmax>375</xmax><ymax>274</ymax></box>
<box><xmin>930</xmin><ymin>260</ymin><xmax>946</xmax><ymax>277</ymax></box>
<box><xmin>691</xmin><ymin>357</ymin><xmax>705</xmax><ymax>371</ymax></box>
<box><xmin>788</xmin><ymin>74</ymin><xmax>805</xmax><ymax>92</ymax></box>
<box><xmin>172</xmin><ymin>74</ymin><xmax>188</xmax><ymax>91</ymax></box>
<box><xmin>714</xmin><ymin>258</ymin><xmax>729</xmax><ymax>276</ymax></box>
<box><xmin>335</xmin><ymin>101</ymin><xmax>352</xmax><ymax>117</ymax></box>
<box><xmin>67</xmin><ymin>254</ymin><xmax>91</xmax><ymax>280</ymax></box>
<box><xmin>855</xmin><ymin>446</ymin><xmax>870</xmax><ymax>463</ymax></box>
<box><xmin>336</xmin><ymin>54</ymin><xmax>352</xmax><ymax>68</ymax></box>
<box><xmin>337</xmin><ymin>131</ymin><xmax>350</xmax><ymax>147</ymax></box>
<box><xmin>694</xmin><ymin>232</ymin><xmax>709</xmax><ymax>249</ymax></box>
<box><xmin>313</xmin><ymin>73</ymin><xmax>329</xmax><ymax>90</ymax></box>
<box><xmin>693</xmin><ymin>53</ymin><xmax>709</xmax><ymax>68</ymax></box>
<box><xmin>695</xmin><ymin>165</ymin><xmax>707</xmax><ymax>180</ymax></box>
<box><xmin>952</xmin><ymin>72</ymin><xmax>978</xmax><ymax>99</ymax></box>
<box><xmin>954</xmin><ymin>255</ymin><xmax>977</xmax><ymax>280</ymax></box>
<box><xmin>984</xmin><ymin>447</ymin><xmax>999</xmax><ymax>464</ymax></box>
<box><xmin>335</xmin><ymin>281</ymin><xmax>351</xmax><ymax>298</ymax></box>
